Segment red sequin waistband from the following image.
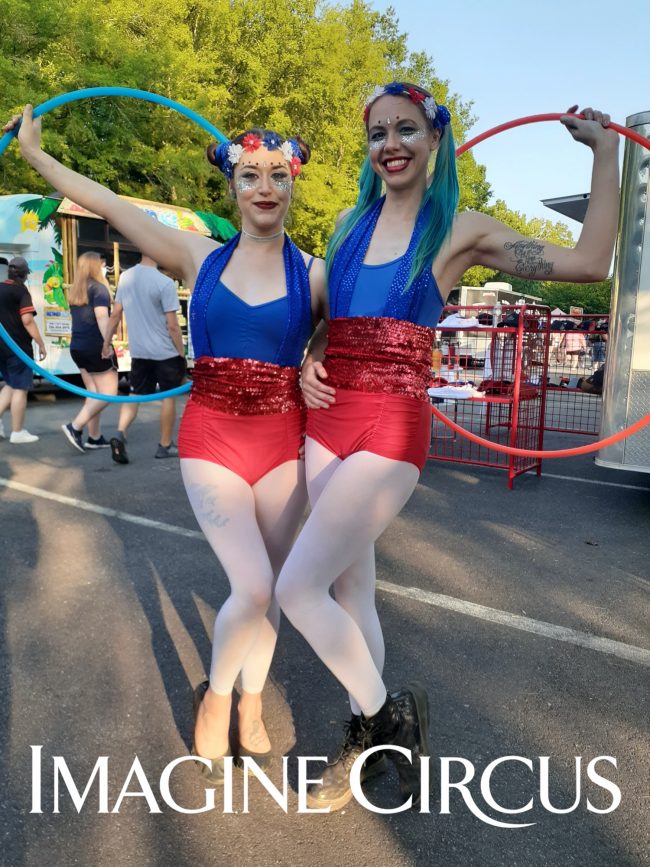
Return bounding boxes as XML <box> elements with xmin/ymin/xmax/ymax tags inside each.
<box><xmin>324</xmin><ymin>317</ymin><xmax>433</xmax><ymax>401</ymax></box>
<box><xmin>190</xmin><ymin>357</ymin><xmax>305</xmax><ymax>415</ymax></box>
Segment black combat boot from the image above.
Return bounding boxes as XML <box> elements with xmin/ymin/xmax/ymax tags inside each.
<box><xmin>306</xmin><ymin>713</ymin><xmax>389</xmax><ymax>811</ymax></box>
<box><xmin>360</xmin><ymin>683</ymin><xmax>430</xmax><ymax>806</ymax></box>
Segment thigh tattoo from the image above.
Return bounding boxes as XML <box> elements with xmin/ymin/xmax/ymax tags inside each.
<box><xmin>190</xmin><ymin>484</ymin><xmax>230</xmax><ymax>528</ymax></box>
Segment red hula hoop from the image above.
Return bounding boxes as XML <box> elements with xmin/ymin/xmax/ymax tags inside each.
<box><xmin>430</xmin><ymin>404</ymin><xmax>650</xmax><ymax>459</ymax></box>
<box><xmin>430</xmin><ymin>112</ymin><xmax>650</xmax><ymax>459</ymax></box>
<box><xmin>455</xmin><ymin>113</ymin><xmax>650</xmax><ymax>157</ymax></box>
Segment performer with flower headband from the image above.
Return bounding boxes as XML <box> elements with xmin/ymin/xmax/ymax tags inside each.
<box><xmin>277</xmin><ymin>82</ymin><xmax>619</xmax><ymax>810</ymax></box>
<box><xmin>3</xmin><ymin>107</ymin><xmax>327</xmax><ymax>784</ymax></box>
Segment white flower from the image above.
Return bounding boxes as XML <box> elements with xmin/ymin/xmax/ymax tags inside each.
<box><xmin>366</xmin><ymin>85</ymin><xmax>385</xmax><ymax>106</ymax></box>
<box><xmin>423</xmin><ymin>97</ymin><xmax>438</xmax><ymax>121</ymax></box>
<box><xmin>280</xmin><ymin>141</ymin><xmax>294</xmax><ymax>162</ymax></box>
<box><xmin>227</xmin><ymin>143</ymin><xmax>243</xmax><ymax>166</ymax></box>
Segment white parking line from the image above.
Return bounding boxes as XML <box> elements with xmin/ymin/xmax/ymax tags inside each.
<box><xmin>3</xmin><ymin>476</ymin><xmax>649</xmax><ymax>667</ymax></box>
<box><xmin>0</xmin><ymin>477</ymin><xmax>204</xmax><ymax>540</ymax></box>
<box><xmin>542</xmin><ymin>473</ymin><xmax>650</xmax><ymax>492</ymax></box>
<box><xmin>377</xmin><ymin>581</ymin><xmax>650</xmax><ymax>667</ymax></box>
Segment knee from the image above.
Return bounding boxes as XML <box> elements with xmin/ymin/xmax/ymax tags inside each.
<box><xmin>240</xmin><ymin>586</ymin><xmax>273</xmax><ymax>618</ymax></box>
<box><xmin>230</xmin><ymin>572</ymin><xmax>274</xmax><ymax>618</ymax></box>
<box><xmin>274</xmin><ymin>569</ymin><xmax>299</xmax><ymax>619</ymax></box>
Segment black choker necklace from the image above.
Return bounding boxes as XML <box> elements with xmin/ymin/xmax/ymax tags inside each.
<box><xmin>241</xmin><ymin>227</ymin><xmax>284</xmax><ymax>242</ymax></box>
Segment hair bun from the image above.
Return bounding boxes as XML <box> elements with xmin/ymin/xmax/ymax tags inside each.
<box><xmin>206</xmin><ymin>141</ymin><xmax>219</xmax><ymax>166</ymax></box>
<box><xmin>293</xmin><ymin>135</ymin><xmax>311</xmax><ymax>165</ymax></box>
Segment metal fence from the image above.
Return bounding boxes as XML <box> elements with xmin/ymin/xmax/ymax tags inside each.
<box><xmin>428</xmin><ymin>305</ymin><xmax>550</xmax><ymax>488</ymax></box>
<box><xmin>545</xmin><ymin>313</ymin><xmax>608</xmax><ymax>435</ymax></box>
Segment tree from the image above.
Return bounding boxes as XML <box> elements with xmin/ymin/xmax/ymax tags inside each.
<box><xmin>1</xmin><ymin>0</ymin><xmax>492</xmax><ymax>256</ymax></box>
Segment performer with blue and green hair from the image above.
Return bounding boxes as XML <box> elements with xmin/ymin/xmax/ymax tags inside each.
<box><xmin>276</xmin><ymin>82</ymin><xmax>620</xmax><ymax>811</ymax></box>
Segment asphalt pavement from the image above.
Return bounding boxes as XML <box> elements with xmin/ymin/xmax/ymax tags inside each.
<box><xmin>0</xmin><ymin>392</ymin><xmax>648</xmax><ymax>867</ymax></box>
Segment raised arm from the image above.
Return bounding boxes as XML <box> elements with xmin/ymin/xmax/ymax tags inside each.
<box><xmin>4</xmin><ymin>106</ymin><xmax>217</xmax><ymax>286</ymax></box>
<box><xmin>444</xmin><ymin>107</ymin><xmax>620</xmax><ymax>288</ymax></box>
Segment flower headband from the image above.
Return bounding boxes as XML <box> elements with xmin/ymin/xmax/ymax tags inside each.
<box><xmin>363</xmin><ymin>82</ymin><xmax>451</xmax><ymax>130</ymax></box>
<box><xmin>213</xmin><ymin>131</ymin><xmax>305</xmax><ymax>180</ymax></box>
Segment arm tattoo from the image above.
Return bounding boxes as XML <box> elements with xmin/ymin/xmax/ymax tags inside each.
<box><xmin>190</xmin><ymin>484</ymin><xmax>230</xmax><ymax>528</ymax></box>
<box><xmin>503</xmin><ymin>240</ymin><xmax>554</xmax><ymax>277</ymax></box>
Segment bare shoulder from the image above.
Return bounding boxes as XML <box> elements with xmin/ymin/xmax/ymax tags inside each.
<box><xmin>432</xmin><ymin>211</ymin><xmax>500</xmax><ymax>294</ymax></box>
<box><xmin>301</xmin><ymin>252</ymin><xmax>326</xmax><ymax>291</ymax></box>
<box><xmin>335</xmin><ymin>207</ymin><xmax>353</xmax><ymax>229</ymax></box>
<box><xmin>189</xmin><ymin>233</ymin><xmax>221</xmax><ymax>261</ymax></box>
<box><xmin>299</xmin><ymin>251</ymin><xmax>328</xmax><ymax>317</ymax></box>
<box><xmin>187</xmin><ymin>234</ymin><xmax>221</xmax><ymax>272</ymax></box>
<box><xmin>452</xmin><ymin>210</ymin><xmax>495</xmax><ymax>244</ymax></box>
<box><xmin>303</xmin><ymin>253</ymin><xmax>325</xmax><ymax>275</ymax></box>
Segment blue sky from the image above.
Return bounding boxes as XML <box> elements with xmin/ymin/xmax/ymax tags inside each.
<box><xmin>371</xmin><ymin>0</ymin><xmax>649</xmax><ymax>233</ymax></box>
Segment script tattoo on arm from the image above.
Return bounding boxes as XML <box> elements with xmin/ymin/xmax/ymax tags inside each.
<box><xmin>503</xmin><ymin>240</ymin><xmax>554</xmax><ymax>277</ymax></box>
<box><xmin>190</xmin><ymin>484</ymin><xmax>230</xmax><ymax>528</ymax></box>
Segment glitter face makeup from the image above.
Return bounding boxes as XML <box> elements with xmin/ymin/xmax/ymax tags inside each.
<box><xmin>399</xmin><ymin>128</ymin><xmax>427</xmax><ymax>146</ymax></box>
<box><xmin>235</xmin><ymin>169</ymin><xmax>293</xmax><ymax>194</ymax></box>
<box><xmin>272</xmin><ymin>176</ymin><xmax>292</xmax><ymax>194</ymax></box>
<box><xmin>367</xmin><ymin>124</ymin><xmax>428</xmax><ymax>151</ymax></box>
<box><xmin>235</xmin><ymin>176</ymin><xmax>257</xmax><ymax>193</ymax></box>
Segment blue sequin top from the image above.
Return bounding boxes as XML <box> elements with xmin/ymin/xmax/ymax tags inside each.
<box><xmin>347</xmin><ymin>257</ymin><xmax>444</xmax><ymax>327</ymax></box>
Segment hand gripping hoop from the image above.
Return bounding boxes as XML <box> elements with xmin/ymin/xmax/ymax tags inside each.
<box><xmin>0</xmin><ymin>87</ymin><xmax>228</xmax><ymax>403</ymax></box>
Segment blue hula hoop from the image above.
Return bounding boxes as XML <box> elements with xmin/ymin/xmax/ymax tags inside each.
<box><xmin>0</xmin><ymin>322</ymin><xmax>190</xmax><ymax>401</ymax></box>
<box><xmin>0</xmin><ymin>87</ymin><xmax>229</xmax><ymax>402</ymax></box>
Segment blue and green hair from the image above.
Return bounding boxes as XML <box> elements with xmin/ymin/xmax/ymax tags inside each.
<box><xmin>326</xmin><ymin>82</ymin><xmax>459</xmax><ymax>289</ymax></box>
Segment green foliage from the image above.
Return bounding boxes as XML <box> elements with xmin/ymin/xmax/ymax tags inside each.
<box><xmin>1</xmin><ymin>0</ymin><xmax>597</xmax><ymax>312</ymax></box>
<box><xmin>536</xmin><ymin>279</ymin><xmax>612</xmax><ymax>314</ymax></box>
<box><xmin>1</xmin><ymin>0</ymin><xmax>491</xmax><ymax>256</ymax></box>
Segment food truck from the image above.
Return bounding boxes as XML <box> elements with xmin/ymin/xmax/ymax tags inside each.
<box><xmin>0</xmin><ymin>192</ymin><xmax>235</xmax><ymax>375</ymax></box>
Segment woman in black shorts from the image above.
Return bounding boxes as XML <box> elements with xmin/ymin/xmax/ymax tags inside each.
<box><xmin>61</xmin><ymin>251</ymin><xmax>118</xmax><ymax>453</ymax></box>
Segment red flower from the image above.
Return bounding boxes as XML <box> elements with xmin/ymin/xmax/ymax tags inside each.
<box><xmin>290</xmin><ymin>157</ymin><xmax>302</xmax><ymax>177</ymax></box>
<box><xmin>407</xmin><ymin>87</ymin><xmax>426</xmax><ymax>104</ymax></box>
<box><xmin>242</xmin><ymin>133</ymin><xmax>263</xmax><ymax>153</ymax></box>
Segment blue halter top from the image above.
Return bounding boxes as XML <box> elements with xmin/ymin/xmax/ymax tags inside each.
<box><xmin>190</xmin><ymin>234</ymin><xmax>313</xmax><ymax>367</ymax></box>
<box><xmin>348</xmin><ymin>258</ymin><xmax>444</xmax><ymax>327</ymax></box>
<box><xmin>329</xmin><ymin>196</ymin><xmax>440</xmax><ymax>324</ymax></box>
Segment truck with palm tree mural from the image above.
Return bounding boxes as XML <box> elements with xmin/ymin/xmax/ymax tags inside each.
<box><xmin>0</xmin><ymin>192</ymin><xmax>236</xmax><ymax>375</ymax></box>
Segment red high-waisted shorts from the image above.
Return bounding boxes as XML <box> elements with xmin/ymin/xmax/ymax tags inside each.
<box><xmin>305</xmin><ymin>317</ymin><xmax>434</xmax><ymax>472</ymax></box>
<box><xmin>179</xmin><ymin>401</ymin><xmax>305</xmax><ymax>486</ymax></box>
<box><xmin>306</xmin><ymin>388</ymin><xmax>431</xmax><ymax>471</ymax></box>
<box><xmin>178</xmin><ymin>356</ymin><xmax>306</xmax><ymax>486</ymax></box>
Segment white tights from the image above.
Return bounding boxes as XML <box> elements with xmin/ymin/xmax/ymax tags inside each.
<box><xmin>181</xmin><ymin>458</ymin><xmax>307</xmax><ymax>696</ymax></box>
<box><xmin>275</xmin><ymin>438</ymin><xmax>419</xmax><ymax>717</ymax></box>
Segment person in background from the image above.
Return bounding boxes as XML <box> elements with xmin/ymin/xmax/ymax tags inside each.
<box><xmin>0</xmin><ymin>256</ymin><xmax>47</xmax><ymax>443</ymax></box>
<box><xmin>559</xmin><ymin>322</ymin><xmax>587</xmax><ymax>372</ymax></box>
<box><xmin>578</xmin><ymin>365</ymin><xmax>605</xmax><ymax>395</ymax></box>
<box><xmin>102</xmin><ymin>253</ymin><xmax>186</xmax><ymax>463</ymax></box>
<box><xmin>61</xmin><ymin>251</ymin><xmax>118</xmax><ymax>453</ymax></box>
